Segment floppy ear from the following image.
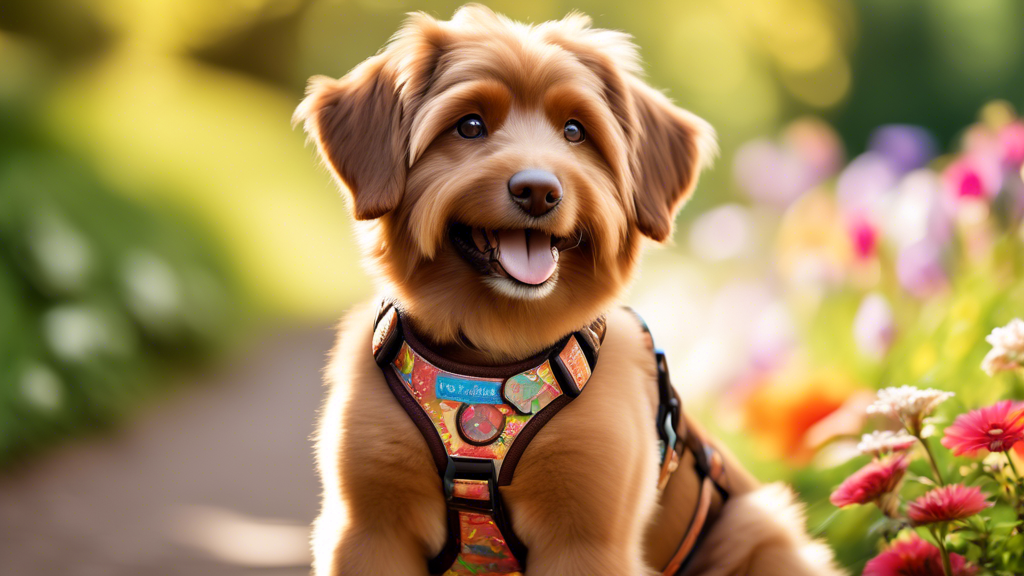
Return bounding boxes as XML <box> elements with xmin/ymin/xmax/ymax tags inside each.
<box><xmin>296</xmin><ymin>65</ymin><xmax>404</xmax><ymax>220</ymax></box>
<box><xmin>629</xmin><ymin>80</ymin><xmax>717</xmax><ymax>242</ymax></box>
<box><xmin>295</xmin><ymin>14</ymin><xmax>444</xmax><ymax>220</ymax></box>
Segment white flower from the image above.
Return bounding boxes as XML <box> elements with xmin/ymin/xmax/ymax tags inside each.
<box><xmin>857</xmin><ymin>430</ymin><xmax>917</xmax><ymax>457</ymax></box>
<box><xmin>986</xmin><ymin>319</ymin><xmax>1024</xmax><ymax>353</ymax></box>
<box><xmin>982</xmin><ymin>319</ymin><xmax>1024</xmax><ymax>376</ymax></box>
<box><xmin>867</xmin><ymin>386</ymin><xmax>954</xmax><ymax>434</ymax></box>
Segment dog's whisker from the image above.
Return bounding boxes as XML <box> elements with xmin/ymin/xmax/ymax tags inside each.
<box><xmin>560</xmin><ymin>232</ymin><xmax>585</xmax><ymax>253</ymax></box>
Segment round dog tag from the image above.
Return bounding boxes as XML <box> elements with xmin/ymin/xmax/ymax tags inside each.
<box><xmin>457</xmin><ymin>404</ymin><xmax>506</xmax><ymax>445</ymax></box>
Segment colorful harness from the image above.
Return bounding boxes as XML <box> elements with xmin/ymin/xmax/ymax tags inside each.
<box><xmin>371</xmin><ymin>300</ymin><xmax>729</xmax><ymax>576</ymax></box>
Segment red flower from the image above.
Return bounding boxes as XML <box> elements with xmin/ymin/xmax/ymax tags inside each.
<box><xmin>864</xmin><ymin>535</ymin><xmax>976</xmax><ymax>576</ymax></box>
<box><xmin>907</xmin><ymin>484</ymin><xmax>991</xmax><ymax>525</ymax></box>
<box><xmin>830</xmin><ymin>455</ymin><xmax>908</xmax><ymax>508</ymax></box>
<box><xmin>941</xmin><ymin>400</ymin><xmax>1024</xmax><ymax>456</ymax></box>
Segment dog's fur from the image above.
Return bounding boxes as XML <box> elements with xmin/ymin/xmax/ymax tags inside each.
<box><xmin>298</xmin><ymin>6</ymin><xmax>844</xmax><ymax>575</ymax></box>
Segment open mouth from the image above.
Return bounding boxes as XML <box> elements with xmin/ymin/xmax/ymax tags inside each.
<box><xmin>449</xmin><ymin>223</ymin><xmax>577</xmax><ymax>287</ymax></box>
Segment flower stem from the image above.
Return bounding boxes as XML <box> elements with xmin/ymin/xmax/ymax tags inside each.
<box><xmin>1007</xmin><ymin>453</ymin><xmax>1023</xmax><ymax>528</ymax></box>
<box><xmin>930</xmin><ymin>526</ymin><xmax>953</xmax><ymax>576</ymax></box>
<box><xmin>1006</xmin><ymin>452</ymin><xmax>1021</xmax><ymax>481</ymax></box>
<box><xmin>918</xmin><ymin>436</ymin><xmax>946</xmax><ymax>486</ymax></box>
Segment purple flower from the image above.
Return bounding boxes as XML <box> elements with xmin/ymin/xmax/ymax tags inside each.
<box><xmin>733</xmin><ymin>139</ymin><xmax>816</xmax><ymax>206</ymax></box>
<box><xmin>896</xmin><ymin>242</ymin><xmax>947</xmax><ymax>299</ymax></box>
<box><xmin>835</xmin><ymin>153</ymin><xmax>899</xmax><ymax>215</ymax></box>
<box><xmin>868</xmin><ymin>125</ymin><xmax>937</xmax><ymax>175</ymax></box>
<box><xmin>853</xmin><ymin>293</ymin><xmax>895</xmax><ymax>359</ymax></box>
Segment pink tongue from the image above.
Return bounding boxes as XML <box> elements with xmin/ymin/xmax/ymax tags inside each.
<box><xmin>496</xmin><ymin>230</ymin><xmax>556</xmax><ymax>285</ymax></box>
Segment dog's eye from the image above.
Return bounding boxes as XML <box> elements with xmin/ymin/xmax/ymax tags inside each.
<box><xmin>564</xmin><ymin>120</ymin><xmax>585</xmax><ymax>143</ymax></box>
<box><xmin>456</xmin><ymin>115</ymin><xmax>486</xmax><ymax>139</ymax></box>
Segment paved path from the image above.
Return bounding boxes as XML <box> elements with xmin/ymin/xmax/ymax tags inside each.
<box><xmin>0</xmin><ymin>326</ymin><xmax>334</xmax><ymax>576</ymax></box>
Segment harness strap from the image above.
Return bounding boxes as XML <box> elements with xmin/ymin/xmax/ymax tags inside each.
<box><xmin>624</xmin><ymin>307</ymin><xmax>731</xmax><ymax>576</ymax></box>
<box><xmin>374</xmin><ymin>301</ymin><xmax>729</xmax><ymax>575</ymax></box>
<box><xmin>372</xmin><ymin>299</ymin><xmax>606</xmax><ymax>574</ymax></box>
<box><xmin>662</xmin><ymin>476</ymin><xmax>715</xmax><ymax>575</ymax></box>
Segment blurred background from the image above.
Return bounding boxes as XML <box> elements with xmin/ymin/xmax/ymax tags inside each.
<box><xmin>2</xmin><ymin>0</ymin><xmax>1023</xmax><ymax>574</ymax></box>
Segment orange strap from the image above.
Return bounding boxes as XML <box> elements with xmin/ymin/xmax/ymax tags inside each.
<box><xmin>658</xmin><ymin>422</ymin><xmax>729</xmax><ymax>575</ymax></box>
<box><xmin>661</xmin><ymin>475</ymin><xmax>715</xmax><ymax>576</ymax></box>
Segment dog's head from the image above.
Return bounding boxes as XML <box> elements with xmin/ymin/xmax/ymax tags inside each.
<box><xmin>297</xmin><ymin>5</ymin><xmax>715</xmax><ymax>360</ymax></box>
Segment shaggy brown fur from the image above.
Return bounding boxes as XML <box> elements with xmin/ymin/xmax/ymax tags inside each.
<box><xmin>298</xmin><ymin>5</ymin><xmax>844</xmax><ymax>576</ymax></box>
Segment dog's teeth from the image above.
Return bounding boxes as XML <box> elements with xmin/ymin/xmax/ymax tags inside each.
<box><xmin>551</xmin><ymin>246</ymin><xmax>559</xmax><ymax>263</ymax></box>
<box><xmin>472</xmin><ymin>228</ymin><xmax>488</xmax><ymax>252</ymax></box>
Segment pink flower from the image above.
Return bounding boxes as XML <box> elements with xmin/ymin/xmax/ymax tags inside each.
<box><xmin>999</xmin><ymin>121</ymin><xmax>1024</xmax><ymax>167</ymax></box>
<box><xmin>941</xmin><ymin>400</ymin><xmax>1024</xmax><ymax>456</ymax></box>
<box><xmin>782</xmin><ymin>117</ymin><xmax>846</xmax><ymax>182</ymax></box>
<box><xmin>907</xmin><ymin>484</ymin><xmax>991</xmax><ymax>525</ymax></box>
<box><xmin>864</xmin><ymin>535</ymin><xmax>976</xmax><ymax>576</ymax></box>
<box><xmin>830</xmin><ymin>455</ymin><xmax>908</xmax><ymax>508</ymax></box>
<box><xmin>942</xmin><ymin>154</ymin><xmax>1002</xmax><ymax>201</ymax></box>
<box><xmin>848</xmin><ymin>214</ymin><xmax>879</xmax><ymax>260</ymax></box>
<box><xmin>733</xmin><ymin>140</ymin><xmax>816</xmax><ymax>206</ymax></box>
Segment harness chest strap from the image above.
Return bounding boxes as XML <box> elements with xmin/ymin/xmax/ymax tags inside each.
<box><xmin>371</xmin><ymin>301</ymin><xmax>729</xmax><ymax>576</ymax></box>
<box><xmin>658</xmin><ymin>410</ymin><xmax>730</xmax><ymax>576</ymax></box>
<box><xmin>372</xmin><ymin>300</ymin><xmax>605</xmax><ymax>575</ymax></box>
<box><xmin>625</xmin><ymin>310</ymin><xmax>732</xmax><ymax>576</ymax></box>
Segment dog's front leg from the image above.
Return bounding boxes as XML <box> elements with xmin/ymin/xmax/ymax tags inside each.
<box><xmin>501</xmin><ymin>469</ymin><xmax>658</xmax><ymax>576</ymax></box>
<box><xmin>519</xmin><ymin>542</ymin><xmax>656</xmax><ymax>576</ymax></box>
<box><xmin>310</xmin><ymin>381</ymin><xmax>447</xmax><ymax>576</ymax></box>
<box><xmin>312</xmin><ymin>306</ymin><xmax>448</xmax><ymax>576</ymax></box>
<box><xmin>499</xmin><ymin>420</ymin><xmax>661</xmax><ymax>570</ymax></box>
<box><xmin>501</xmin><ymin>481</ymin><xmax>658</xmax><ymax>576</ymax></box>
<box><xmin>312</xmin><ymin>509</ymin><xmax>437</xmax><ymax>576</ymax></box>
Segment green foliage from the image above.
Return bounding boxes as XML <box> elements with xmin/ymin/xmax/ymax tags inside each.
<box><xmin>0</xmin><ymin>146</ymin><xmax>241</xmax><ymax>466</ymax></box>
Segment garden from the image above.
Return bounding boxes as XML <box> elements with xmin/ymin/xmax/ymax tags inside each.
<box><xmin>2</xmin><ymin>0</ymin><xmax>1024</xmax><ymax>574</ymax></box>
<box><xmin>700</xmin><ymin>109</ymin><xmax>1024</xmax><ymax>574</ymax></box>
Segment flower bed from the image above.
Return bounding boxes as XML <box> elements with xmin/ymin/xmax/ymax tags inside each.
<box><xmin>835</xmin><ymin>380</ymin><xmax>1023</xmax><ymax>574</ymax></box>
<box><xmin>685</xmin><ymin>101</ymin><xmax>1024</xmax><ymax>573</ymax></box>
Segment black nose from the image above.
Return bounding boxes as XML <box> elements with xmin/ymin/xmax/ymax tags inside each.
<box><xmin>508</xmin><ymin>169</ymin><xmax>562</xmax><ymax>217</ymax></box>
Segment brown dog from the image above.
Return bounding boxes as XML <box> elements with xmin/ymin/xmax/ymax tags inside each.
<box><xmin>297</xmin><ymin>5</ymin><xmax>844</xmax><ymax>576</ymax></box>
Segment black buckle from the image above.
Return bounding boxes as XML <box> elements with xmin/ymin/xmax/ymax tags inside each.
<box><xmin>655</xmin><ymin>350</ymin><xmax>680</xmax><ymax>456</ymax></box>
<box><xmin>442</xmin><ymin>457</ymin><xmax>498</xmax><ymax>514</ymax></box>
